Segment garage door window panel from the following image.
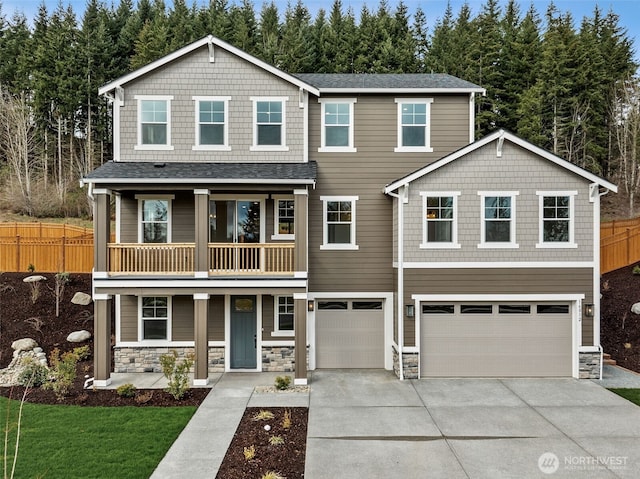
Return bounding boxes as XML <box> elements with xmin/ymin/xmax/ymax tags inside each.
<box><xmin>498</xmin><ymin>305</ymin><xmax>531</xmax><ymax>314</ymax></box>
<box><xmin>318</xmin><ymin>301</ymin><xmax>348</xmax><ymax>310</ymax></box>
<box><xmin>460</xmin><ymin>304</ymin><xmax>493</xmax><ymax>314</ymax></box>
<box><xmin>352</xmin><ymin>301</ymin><xmax>383</xmax><ymax>310</ymax></box>
<box><xmin>422</xmin><ymin>304</ymin><xmax>454</xmax><ymax>314</ymax></box>
<box><xmin>537</xmin><ymin>304</ymin><xmax>570</xmax><ymax>314</ymax></box>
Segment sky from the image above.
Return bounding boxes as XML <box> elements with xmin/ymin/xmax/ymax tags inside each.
<box><xmin>1</xmin><ymin>0</ymin><xmax>639</xmax><ymax>59</ymax></box>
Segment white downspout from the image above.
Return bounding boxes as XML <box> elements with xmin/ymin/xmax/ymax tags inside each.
<box><xmin>388</xmin><ymin>185</ymin><xmax>407</xmax><ymax>380</ymax></box>
<box><xmin>591</xmin><ymin>183</ymin><xmax>610</xmax><ymax>379</ymax></box>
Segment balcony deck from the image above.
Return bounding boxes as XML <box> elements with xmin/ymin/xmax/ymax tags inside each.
<box><xmin>107</xmin><ymin>243</ymin><xmax>295</xmax><ymax>275</ymax></box>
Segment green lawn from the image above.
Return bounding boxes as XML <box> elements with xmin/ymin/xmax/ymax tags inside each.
<box><xmin>1</xmin><ymin>397</ymin><xmax>196</xmax><ymax>478</ymax></box>
<box><xmin>609</xmin><ymin>388</ymin><xmax>640</xmax><ymax>406</ymax></box>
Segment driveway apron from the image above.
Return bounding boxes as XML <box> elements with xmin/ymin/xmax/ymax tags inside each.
<box><xmin>305</xmin><ymin>371</ymin><xmax>640</xmax><ymax>479</ymax></box>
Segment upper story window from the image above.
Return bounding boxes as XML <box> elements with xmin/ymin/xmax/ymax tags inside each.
<box><xmin>320</xmin><ymin>196</ymin><xmax>358</xmax><ymax>250</ymax></box>
<box><xmin>395</xmin><ymin>98</ymin><xmax>433</xmax><ymax>152</ymax></box>
<box><xmin>319</xmin><ymin>99</ymin><xmax>357</xmax><ymax>153</ymax></box>
<box><xmin>420</xmin><ymin>192</ymin><xmax>460</xmax><ymax>249</ymax></box>
<box><xmin>140</xmin><ymin>296</ymin><xmax>171</xmax><ymax>341</ymax></box>
<box><xmin>273</xmin><ymin>295</ymin><xmax>294</xmax><ymax>336</ymax></box>
<box><xmin>251</xmin><ymin>97</ymin><xmax>288</xmax><ymax>151</ymax></box>
<box><xmin>536</xmin><ymin>191</ymin><xmax>577</xmax><ymax>248</ymax></box>
<box><xmin>137</xmin><ymin>195</ymin><xmax>174</xmax><ymax>243</ymax></box>
<box><xmin>272</xmin><ymin>196</ymin><xmax>294</xmax><ymax>240</ymax></box>
<box><xmin>135</xmin><ymin>95</ymin><xmax>173</xmax><ymax>150</ymax></box>
<box><xmin>478</xmin><ymin>192</ymin><xmax>519</xmax><ymax>248</ymax></box>
<box><xmin>193</xmin><ymin>96</ymin><xmax>231</xmax><ymax>150</ymax></box>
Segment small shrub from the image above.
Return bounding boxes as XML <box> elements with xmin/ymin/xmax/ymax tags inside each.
<box><xmin>29</xmin><ymin>280</ymin><xmax>42</xmax><ymax>304</ymax></box>
<box><xmin>274</xmin><ymin>375</ymin><xmax>291</xmax><ymax>390</ymax></box>
<box><xmin>116</xmin><ymin>383</ymin><xmax>137</xmax><ymax>398</ymax></box>
<box><xmin>633</xmin><ymin>265</ymin><xmax>640</xmax><ymax>275</ymax></box>
<box><xmin>53</xmin><ymin>272</ymin><xmax>70</xmax><ymax>317</ymax></box>
<box><xmin>72</xmin><ymin>345</ymin><xmax>90</xmax><ymax>361</ymax></box>
<box><xmin>159</xmin><ymin>350</ymin><xmax>194</xmax><ymax>400</ymax></box>
<box><xmin>282</xmin><ymin>409</ymin><xmax>292</xmax><ymax>429</ymax></box>
<box><xmin>261</xmin><ymin>472</ymin><xmax>285</xmax><ymax>479</ymax></box>
<box><xmin>17</xmin><ymin>358</ymin><xmax>49</xmax><ymax>387</ymax></box>
<box><xmin>251</xmin><ymin>409</ymin><xmax>275</xmax><ymax>421</ymax></box>
<box><xmin>243</xmin><ymin>445</ymin><xmax>256</xmax><ymax>461</ymax></box>
<box><xmin>43</xmin><ymin>348</ymin><xmax>80</xmax><ymax>400</ymax></box>
<box><xmin>268</xmin><ymin>435</ymin><xmax>285</xmax><ymax>446</ymax></box>
<box><xmin>25</xmin><ymin>316</ymin><xmax>44</xmax><ymax>333</ymax></box>
<box><xmin>135</xmin><ymin>390</ymin><xmax>154</xmax><ymax>404</ymax></box>
<box><xmin>27</xmin><ymin>264</ymin><xmax>35</xmax><ymax>273</ymax></box>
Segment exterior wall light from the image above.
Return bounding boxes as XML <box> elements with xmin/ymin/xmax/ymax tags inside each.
<box><xmin>405</xmin><ymin>304</ymin><xmax>415</xmax><ymax>318</ymax></box>
<box><xmin>308</xmin><ymin>300</ymin><xmax>315</xmax><ymax>312</ymax></box>
<box><xmin>584</xmin><ymin>303</ymin><xmax>594</xmax><ymax>317</ymax></box>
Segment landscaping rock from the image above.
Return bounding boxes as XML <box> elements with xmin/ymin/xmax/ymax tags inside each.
<box><xmin>632</xmin><ymin>302</ymin><xmax>640</xmax><ymax>315</ymax></box>
<box><xmin>71</xmin><ymin>292</ymin><xmax>92</xmax><ymax>305</ymax></box>
<box><xmin>11</xmin><ymin>338</ymin><xmax>38</xmax><ymax>352</ymax></box>
<box><xmin>67</xmin><ymin>330</ymin><xmax>91</xmax><ymax>343</ymax></box>
<box><xmin>23</xmin><ymin>275</ymin><xmax>47</xmax><ymax>283</ymax></box>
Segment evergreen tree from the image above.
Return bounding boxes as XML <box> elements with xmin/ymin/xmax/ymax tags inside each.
<box><xmin>278</xmin><ymin>0</ymin><xmax>314</xmax><ymax>72</ymax></box>
<box><xmin>258</xmin><ymin>2</ymin><xmax>280</xmax><ymax>65</ymax></box>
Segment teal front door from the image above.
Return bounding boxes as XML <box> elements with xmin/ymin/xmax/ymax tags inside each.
<box><xmin>230</xmin><ymin>296</ymin><xmax>257</xmax><ymax>369</ymax></box>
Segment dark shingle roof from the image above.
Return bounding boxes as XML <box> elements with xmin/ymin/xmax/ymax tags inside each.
<box><xmin>294</xmin><ymin>73</ymin><xmax>484</xmax><ymax>91</ymax></box>
<box><xmin>83</xmin><ymin>161</ymin><xmax>317</xmax><ymax>184</ymax></box>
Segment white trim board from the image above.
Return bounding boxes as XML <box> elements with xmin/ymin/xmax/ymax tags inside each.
<box><xmin>395</xmin><ymin>261</ymin><xmax>595</xmax><ymax>269</ymax></box>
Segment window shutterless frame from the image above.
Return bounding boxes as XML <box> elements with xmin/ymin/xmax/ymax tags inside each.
<box><xmin>536</xmin><ymin>191</ymin><xmax>577</xmax><ymax>248</ymax></box>
<box><xmin>136</xmin><ymin>195</ymin><xmax>174</xmax><ymax>243</ymax></box>
<box><xmin>477</xmin><ymin>191</ymin><xmax>519</xmax><ymax>248</ymax></box>
<box><xmin>272</xmin><ymin>195</ymin><xmax>295</xmax><ymax>240</ymax></box>
<box><xmin>420</xmin><ymin>191</ymin><xmax>461</xmax><ymax>248</ymax></box>
<box><xmin>394</xmin><ymin>98</ymin><xmax>434</xmax><ymax>152</ymax></box>
<box><xmin>320</xmin><ymin>196</ymin><xmax>359</xmax><ymax>250</ymax></box>
<box><xmin>273</xmin><ymin>295</ymin><xmax>295</xmax><ymax>336</ymax></box>
<box><xmin>139</xmin><ymin>296</ymin><xmax>171</xmax><ymax>341</ymax></box>
<box><xmin>318</xmin><ymin>98</ymin><xmax>357</xmax><ymax>152</ymax></box>
<box><xmin>192</xmin><ymin>96</ymin><xmax>231</xmax><ymax>151</ymax></box>
<box><xmin>134</xmin><ymin>95</ymin><xmax>174</xmax><ymax>150</ymax></box>
<box><xmin>250</xmin><ymin>97</ymin><xmax>288</xmax><ymax>151</ymax></box>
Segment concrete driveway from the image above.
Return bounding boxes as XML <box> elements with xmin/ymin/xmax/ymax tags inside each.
<box><xmin>306</xmin><ymin>370</ymin><xmax>640</xmax><ymax>478</ymax></box>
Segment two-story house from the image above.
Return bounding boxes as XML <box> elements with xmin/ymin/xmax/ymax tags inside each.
<box><xmin>83</xmin><ymin>35</ymin><xmax>615</xmax><ymax>387</ymax></box>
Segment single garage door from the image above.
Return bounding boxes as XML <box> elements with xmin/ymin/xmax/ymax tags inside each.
<box><xmin>420</xmin><ymin>302</ymin><xmax>572</xmax><ymax>377</ymax></box>
<box><xmin>316</xmin><ymin>300</ymin><xmax>384</xmax><ymax>368</ymax></box>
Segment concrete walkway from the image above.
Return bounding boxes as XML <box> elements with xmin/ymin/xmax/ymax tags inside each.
<box><xmin>595</xmin><ymin>364</ymin><xmax>640</xmax><ymax>388</ymax></box>
<box><xmin>116</xmin><ymin>370</ymin><xmax>640</xmax><ymax>478</ymax></box>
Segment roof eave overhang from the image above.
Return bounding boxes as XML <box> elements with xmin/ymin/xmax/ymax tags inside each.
<box><xmin>98</xmin><ymin>35</ymin><xmax>320</xmax><ymax>97</ymax></box>
<box><xmin>82</xmin><ymin>177</ymin><xmax>316</xmax><ymax>186</ymax></box>
<box><xmin>318</xmin><ymin>87</ymin><xmax>486</xmax><ymax>95</ymax></box>
<box><xmin>384</xmin><ymin>129</ymin><xmax>617</xmax><ymax>194</ymax></box>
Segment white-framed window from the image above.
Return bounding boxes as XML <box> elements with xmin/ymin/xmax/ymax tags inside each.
<box><xmin>478</xmin><ymin>191</ymin><xmax>519</xmax><ymax>248</ymax></box>
<box><xmin>420</xmin><ymin>192</ymin><xmax>460</xmax><ymax>248</ymax></box>
<box><xmin>209</xmin><ymin>196</ymin><xmax>266</xmax><ymax>244</ymax></box>
<box><xmin>139</xmin><ymin>296</ymin><xmax>171</xmax><ymax>341</ymax></box>
<box><xmin>136</xmin><ymin>195</ymin><xmax>174</xmax><ymax>243</ymax></box>
<box><xmin>320</xmin><ymin>196</ymin><xmax>358</xmax><ymax>250</ymax></box>
<box><xmin>273</xmin><ymin>295</ymin><xmax>294</xmax><ymax>336</ymax></box>
<box><xmin>272</xmin><ymin>196</ymin><xmax>294</xmax><ymax>240</ymax></box>
<box><xmin>250</xmin><ymin>97</ymin><xmax>288</xmax><ymax>151</ymax></box>
<box><xmin>192</xmin><ymin>96</ymin><xmax>231</xmax><ymax>150</ymax></box>
<box><xmin>536</xmin><ymin>191</ymin><xmax>577</xmax><ymax>248</ymax></box>
<box><xmin>135</xmin><ymin>95</ymin><xmax>173</xmax><ymax>150</ymax></box>
<box><xmin>394</xmin><ymin>98</ymin><xmax>433</xmax><ymax>152</ymax></box>
<box><xmin>319</xmin><ymin>98</ymin><xmax>357</xmax><ymax>152</ymax></box>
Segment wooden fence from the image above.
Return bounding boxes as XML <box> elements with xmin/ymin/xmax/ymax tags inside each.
<box><xmin>601</xmin><ymin>218</ymin><xmax>640</xmax><ymax>274</ymax></box>
<box><xmin>0</xmin><ymin>223</ymin><xmax>94</xmax><ymax>273</ymax></box>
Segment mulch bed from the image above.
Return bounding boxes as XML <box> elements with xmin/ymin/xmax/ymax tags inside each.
<box><xmin>216</xmin><ymin>407</ymin><xmax>308</xmax><ymax>479</ymax></box>
<box><xmin>0</xmin><ymin>272</ymin><xmax>209</xmax><ymax>407</ymax></box>
<box><xmin>601</xmin><ymin>262</ymin><xmax>640</xmax><ymax>372</ymax></box>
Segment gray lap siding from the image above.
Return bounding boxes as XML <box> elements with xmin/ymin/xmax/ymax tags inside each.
<box><xmin>402</xmin><ymin>268</ymin><xmax>594</xmax><ymax>347</ymax></box>
<box><xmin>308</xmin><ymin>94</ymin><xmax>471</xmax><ymax>293</ymax></box>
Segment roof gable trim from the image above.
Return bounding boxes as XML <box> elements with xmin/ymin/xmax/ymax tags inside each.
<box><xmin>99</xmin><ymin>35</ymin><xmax>319</xmax><ymax>97</ymax></box>
<box><xmin>384</xmin><ymin>130</ymin><xmax>617</xmax><ymax>194</ymax></box>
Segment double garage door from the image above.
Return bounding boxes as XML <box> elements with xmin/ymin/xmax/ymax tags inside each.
<box><xmin>315</xmin><ymin>300</ymin><xmax>385</xmax><ymax>368</ymax></box>
<box><xmin>420</xmin><ymin>302</ymin><xmax>573</xmax><ymax>377</ymax></box>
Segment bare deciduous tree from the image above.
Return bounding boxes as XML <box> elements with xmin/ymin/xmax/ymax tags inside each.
<box><xmin>611</xmin><ymin>76</ymin><xmax>640</xmax><ymax>217</ymax></box>
<box><xmin>0</xmin><ymin>88</ymin><xmax>37</xmax><ymax>215</ymax></box>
